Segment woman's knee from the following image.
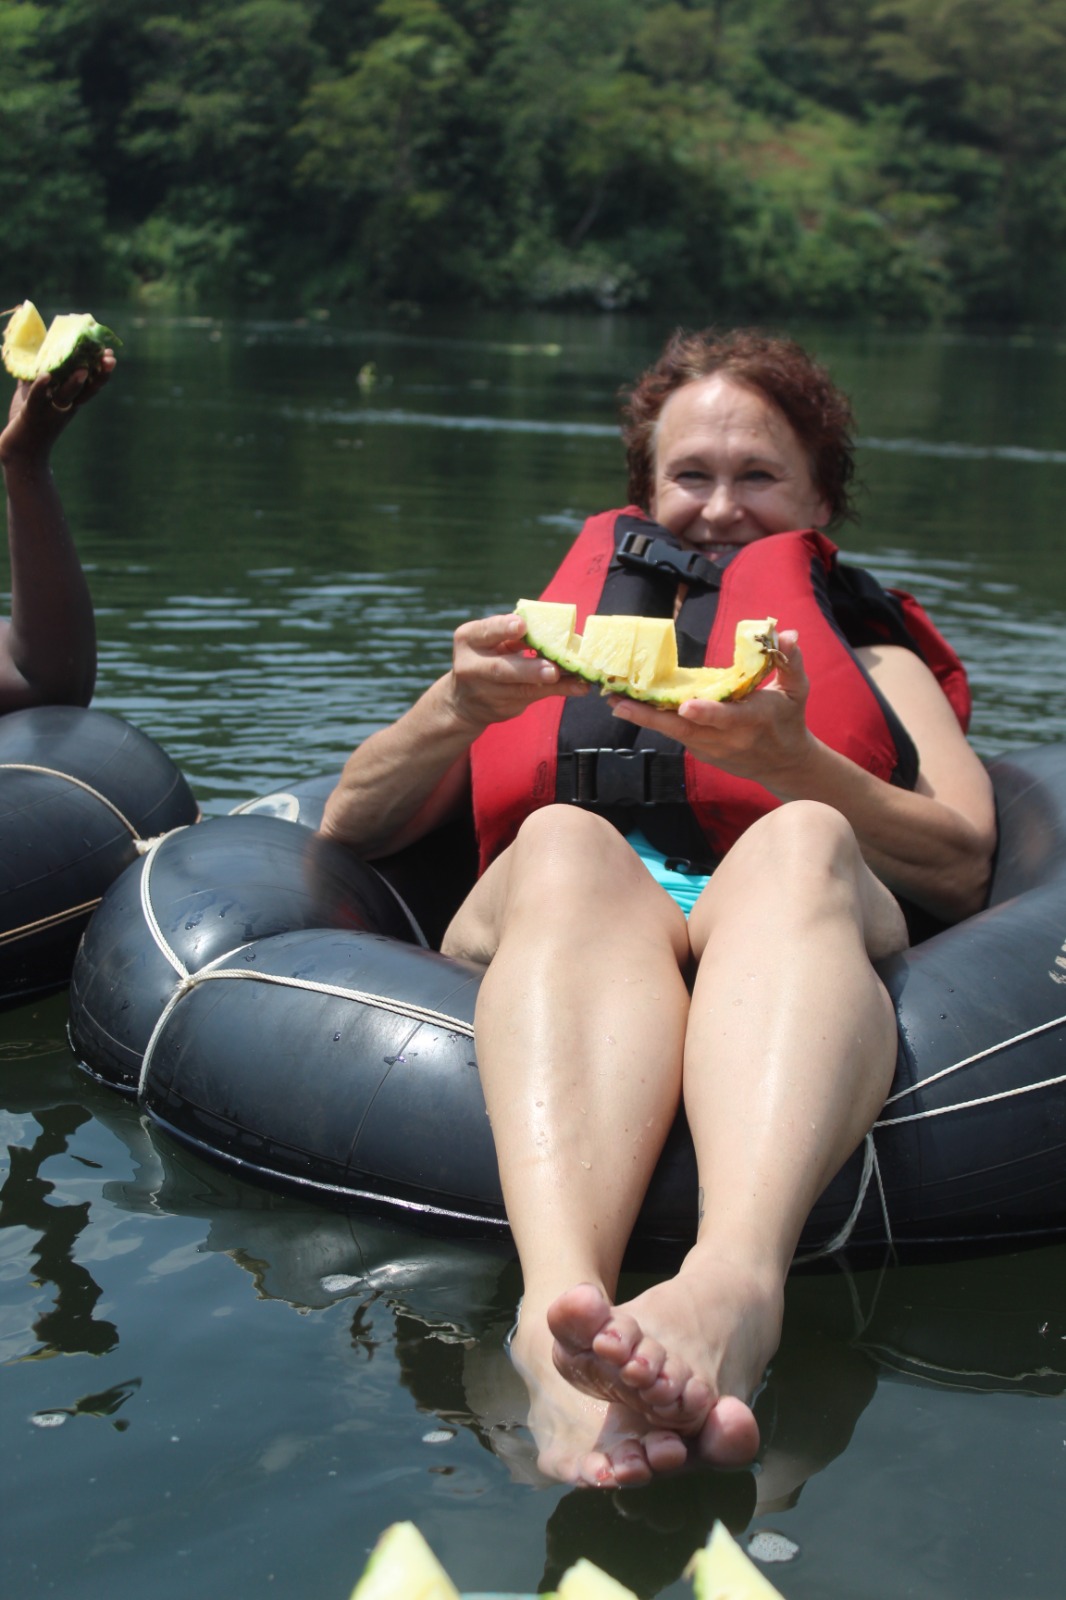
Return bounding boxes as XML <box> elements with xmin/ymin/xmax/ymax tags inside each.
<box><xmin>727</xmin><ymin>802</ymin><xmax>859</xmax><ymax>884</ymax></box>
<box><xmin>499</xmin><ymin>806</ymin><xmax>687</xmax><ymax>946</ymax></box>
<box><xmin>694</xmin><ymin>802</ymin><xmax>906</xmax><ymax>956</ymax></box>
<box><xmin>510</xmin><ymin>805</ymin><xmax>644</xmax><ymax>889</ymax></box>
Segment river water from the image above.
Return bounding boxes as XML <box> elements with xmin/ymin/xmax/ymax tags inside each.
<box><xmin>2</xmin><ymin>310</ymin><xmax>1066</xmax><ymax>1599</ymax></box>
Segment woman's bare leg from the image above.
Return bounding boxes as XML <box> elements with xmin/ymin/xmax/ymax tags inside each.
<box><xmin>547</xmin><ymin>802</ymin><xmax>906</xmax><ymax>1471</ymax></box>
<box><xmin>442</xmin><ymin>804</ymin><xmax>696</xmax><ymax>1484</ymax></box>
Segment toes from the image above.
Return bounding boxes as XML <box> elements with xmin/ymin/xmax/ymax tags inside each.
<box><xmin>696</xmin><ymin>1394</ymin><xmax>761</xmax><ymax>1467</ymax></box>
<box><xmin>547</xmin><ymin>1283</ymin><xmax>614</xmax><ymax>1354</ymax></box>
<box><xmin>579</xmin><ymin>1441</ymin><xmax>648</xmax><ymax>1489</ymax></box>
<box><xmin>596</xmin><ymin>1321</ymin><xmax>664</xmax><ymax>1381</ymax></box>
<box><xmin>642</xmin><ymin>1428</ymin><xmax>689</xmax><ymax>1475</ymax></box>
<box><xmin>586</xmin><ymin>1307</ymin><xmax>645</xmax><ymax>1369</ymax></box>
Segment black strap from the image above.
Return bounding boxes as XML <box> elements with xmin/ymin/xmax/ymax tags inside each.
<box><xmin>616</xmin><ymin>528</ymin><xmax>723</xmax><ymax>590</ymax></box>
<box><xmin>556</xmin><ymin>748</ymin><xmax>687</xmax><ymax>807</ymax></box>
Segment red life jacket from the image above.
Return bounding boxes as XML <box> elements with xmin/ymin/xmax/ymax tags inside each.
<box><xmin>469</xmin><ymin>508</ymin><xmax>970</xmax><ymax>876</ymax></box>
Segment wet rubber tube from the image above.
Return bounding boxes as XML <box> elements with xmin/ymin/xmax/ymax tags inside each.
<box><xmin>68</xmin><ymin>744</ymin><xmax>1066</xmax><ymax>1254</ymax></box>
<box><xmin>0</xmin><ymin>706</ymin><xmax>199</xmax><ymax>1004</ymax></box>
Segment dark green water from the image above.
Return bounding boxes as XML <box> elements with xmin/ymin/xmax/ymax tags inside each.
<box><xmin>2</xmin><ymin>310</ymin><xmax>1066</xmax><ymax>1599</ymax></box>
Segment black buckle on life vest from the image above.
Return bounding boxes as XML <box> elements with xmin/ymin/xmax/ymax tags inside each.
<box><xmin>616</xmin><ymin>530</ymin><xmax>722</xmax><ymax>590</ymax></box>
<box><xmin>556</xmin><ymin>748</ymin><xmax>687</xmax><ymax>807</ymax></box>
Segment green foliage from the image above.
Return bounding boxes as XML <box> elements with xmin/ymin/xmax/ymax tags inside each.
<box><xmin>0</xmin><ymin>3</ymin><xmax>105</xmax><ymax>300</ymax></box>
<box><xmin>6</xmin><ymin>0</ymin><xmax>1066</xmax><ymax>320</ymax></box>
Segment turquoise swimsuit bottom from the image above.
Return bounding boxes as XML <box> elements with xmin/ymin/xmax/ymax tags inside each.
<box><xmin>626</xmin><ymin>829</ymin><xmax>712</xmax><ymax>917</ymax></box>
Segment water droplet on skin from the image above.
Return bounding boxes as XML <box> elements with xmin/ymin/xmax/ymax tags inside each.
<box><xmin>580</xmin><ymin>1160</ymin><xmax>591</xmax><ymax>1170</ymax></box>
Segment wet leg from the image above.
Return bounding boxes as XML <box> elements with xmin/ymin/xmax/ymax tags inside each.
<box><xmin>442</xmin><ymin>806</ymin><xmax>695</xmax><ymax>1484</ymax></box>
<box><xmin>546</xmin><ymin>803</ymin><xmax>906</xmax><ymax>1467</ymax></box>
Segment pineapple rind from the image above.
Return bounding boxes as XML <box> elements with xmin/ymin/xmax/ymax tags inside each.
<box><xmin>518</xmin><ymin>597</ymin><xmax>780</xmax><ymax>707</ymax></box>
<box><xmin>32</xmin><ymin>313</ymin><xmax>122</xmax><ymax>380</ymax></box>
<box><xmin>1</xmin><ymin>304</ymin><xmax>121</xmax><ymax>381</ymax></box>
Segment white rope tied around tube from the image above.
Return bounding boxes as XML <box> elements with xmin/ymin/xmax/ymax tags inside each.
<box><xmin>797</xmin><ymin>1009</ymin><xmax>1066</xmax><ymax>1259</ymax></box>
<box><xmin>794</xmin><ymin>1132</ymin><xmax>892</xmax><ymax>1263</ymax></box>
<box><xmin>0</xmin><ymin>761</ymin><xmax>143</xmax><ymax>838</ymax></box>
<box><xmin>134</xmin><ymin>830</ymin><xmax>474</xmax><ymax>1097</ymax></box>
<box><xmin>879</xmin><ymin>1011</ymin><xmax>1066</xmax><ymax>1115</ymax></box>
<box><xmin>132</xmin><ymin>827</ymin><xmax>1066</xmax><ymax>1247</ymax></box>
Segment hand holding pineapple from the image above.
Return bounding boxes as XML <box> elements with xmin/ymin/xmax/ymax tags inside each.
<box><xmin>2</xmin><ymin>302</ymin><xmax>119</xmax><ymax>466</ymax></box>
<box><xmin>0</xmin><ymin>300</ymin><xmax>118</xmax><ymax>712</ymax></box>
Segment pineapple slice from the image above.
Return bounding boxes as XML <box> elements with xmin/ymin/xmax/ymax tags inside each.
<box><xmin>686</xmin><ymin>1523</ymin><xmax>786</xmax><ymax>1600</ymax></box>
<box><xmin>624</xmin><ymin>619</ymin><xmax>782</xmax><ymax>707</ymax></box>
<box><xmin>577</xmin><ymin>614</ymin><xmax>641</xmax><ymax>686</ymax></box>
<box><xmin>518</xmin><ymin>596</ymin><xmax>782</xmax><ymax>708</ymax></box>
<box><xmin>515</xmin><ymin>599</ymin><xmax>583</xmax><ymax>676</ymax></box>
<box><xmin>1</xmin><ymin>301</ymin><xmax>48</xmax><ymax>381</ymax></box>
<box><xmin>556</xmin><ymin>1556</ymin><xmax>639</xmax><ymax>1599</ymax></box>
<box><xmin>628</xmin><ymin>616</ymin><xmax>679</xmax><ymax>690</ymax></box>
<box><xmin>349</xmin><ymin>1521</ymin><xmax>461</xmax><ymax>1600</ymax></box>
<box><xmin>2</xmin><ymin>300</ymin><xmax>122</xmax><ymax>382</ymax></box>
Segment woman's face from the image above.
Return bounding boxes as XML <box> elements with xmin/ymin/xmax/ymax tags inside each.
<box><xmin>649</xmin><ymin>374</ymin><xmax>830</xmax><ymax>556</ymax></box>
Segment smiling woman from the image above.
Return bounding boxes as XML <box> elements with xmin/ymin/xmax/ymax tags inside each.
<box><xmin>318</xmin><ymin>325</ymin><xmax>997</xmax><ymax>1490</ymax></box>
<box><xmin>648</xmin><ymin>377</ymin><xmax>831</xmax><ymax>552</ymax></box>
<box><xmin>6</xmin><ymin>311</ymin><xmax>1066</xmax><ymax>1600</ymax></box>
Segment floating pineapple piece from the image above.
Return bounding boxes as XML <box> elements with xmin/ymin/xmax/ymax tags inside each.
<box><xmin>2</xmin><ymin>300</ymin><xmax>121</xmax><ymax>382</ymax></box>
<box><xmin>349</xmin><ymin>1522</ymin><xmax>461</xmax><ymax>1600</ymax></box>
<box><xmin>516</xmin><ymin>598</ymin><xmax>782</xmax><ymax>707</ymax></box>
<box><xmin>686</xmin><ymin>1523</ymin><xmax>786</xmax><ymax>1600</ymax></box>
<box><xmin>556</xmin><ymin>1557</ymin><xmax>639</xmax><ymax>1599</ymax></box>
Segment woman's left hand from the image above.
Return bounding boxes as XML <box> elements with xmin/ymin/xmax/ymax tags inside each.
<box><xmin>608</xmin><ymin>629</ymin><xmax>815</xmax><ymax>789</ymax></box>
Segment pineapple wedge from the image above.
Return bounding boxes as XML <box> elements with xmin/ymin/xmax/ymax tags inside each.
<box><xmin>350</xmin><ymin>1522</ymin><xmax>461</xmax><ymax>1600</ymax></box>
<box><xmin>556</xmin><ymin>1557</ymin><xmax>638</xmax><ymax>1599</ymax></box>
<box><xmin>2</xmin><ymin>300</ymin><xmax>121</xmax><ymax>382</ymax></box>
<box><xmin>686</xmin><ymin>1523</ymin><xmax>787</xmax><ymax>1600</ymax></box>
<box><xmin>515</xmin><ymin>599</ymin><xmax>582</xmax><ymax>675</ymax></box>
<box><xmin>516</xmin><ymin>598</ymin><xmax>782</xmax><ymax>707</ymax></box>
<box><xmin>1</xmin><ymin>301</ymin><xmax>48</xmax><ymax>379</ymax></box>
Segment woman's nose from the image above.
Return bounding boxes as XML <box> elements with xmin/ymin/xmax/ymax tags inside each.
<box><xmin>701</xmin><ymin>482</ymin><xmax>742</xmax><ymax>529</ymax></box>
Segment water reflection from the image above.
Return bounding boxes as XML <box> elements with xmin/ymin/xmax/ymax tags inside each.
<box><xmin>6</xmin><ymin>314</ymin><xmax>1066</xmax><ymax>1595</ymax></box>
<box><xmin>10</xmin><ymin>1071</ymin><xmax>1063</xmax><ymax>1596</ymax></box>
<box><xmin>1</xmin><ymin>1102</ymin><xmax>118</xmax><ymax>1359</ymax></box>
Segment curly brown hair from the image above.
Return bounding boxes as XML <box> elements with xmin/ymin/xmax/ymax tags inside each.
<box><xmin>619</xmin><ymin>327</ymin><xmax>858</xmax><ymax>525</ymax></box>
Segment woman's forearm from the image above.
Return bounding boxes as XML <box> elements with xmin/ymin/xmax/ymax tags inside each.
<box><xmin>319</xmin><ymin>675</ymin><xmax>480</xmax><ymax>857</ymax></box>
<box><xmin>2</xmin><ymin>458</ymin><xmax>96</xmax><ymax>709</ymax></box>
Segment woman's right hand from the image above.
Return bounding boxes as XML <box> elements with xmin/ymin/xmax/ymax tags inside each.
<box><xmin>1</xmin><ymin>352</ymin><xmax>117</xmax><ymax>470</ymax></box>
<box><xmin>446</xmin><ymin>612</ymin><xmax>589</xmax><ymax>732</ymax></box>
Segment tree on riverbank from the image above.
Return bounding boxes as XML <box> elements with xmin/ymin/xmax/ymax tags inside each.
<box><xmin>6</xmin><ymin>0</ymin><xmax>1066</xmax><ymax>324</ymax></box>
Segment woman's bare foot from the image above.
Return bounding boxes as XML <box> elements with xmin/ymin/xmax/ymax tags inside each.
<box><xmin>508</xmin><ymin>1252</ymin><xmax>782</xmax><ymax>1486</ymax></box>
<box><xmin>509</xmin><ymin>1305</ymin><xmax>692</xmax><ymax>1488</ymax></box>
